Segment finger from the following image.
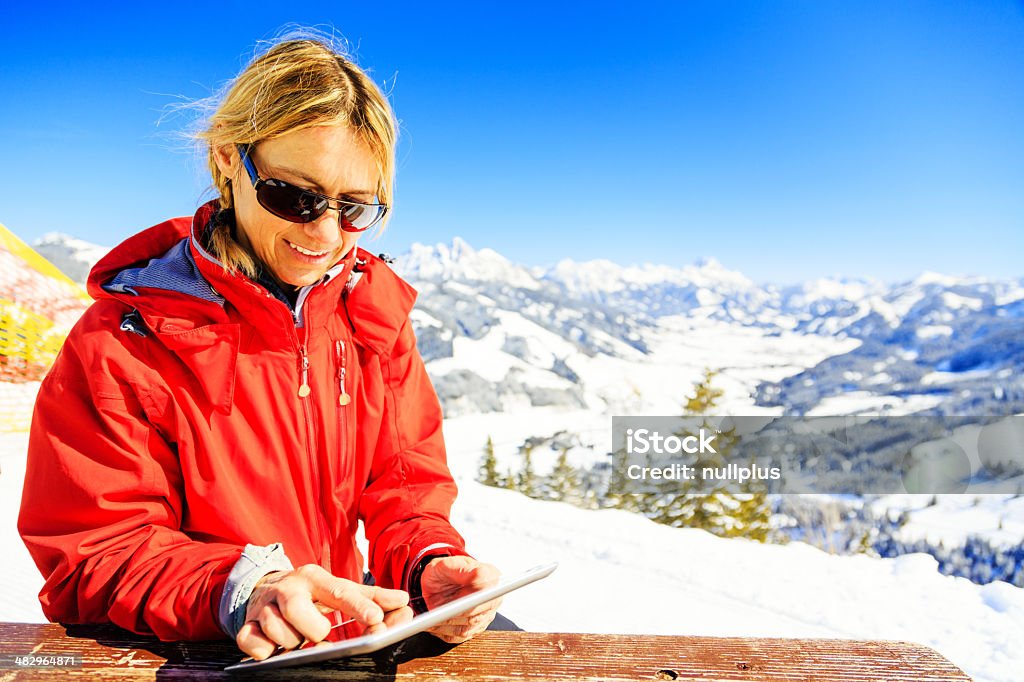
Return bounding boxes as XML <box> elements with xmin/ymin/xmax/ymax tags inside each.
<box><xmin>257</xmin><ymin>602</ymin><xmax>304</xmax><ymax>650</ymax></box>
<box><xmin>382</xmin><ymin>605</ymin><xmax>415</xmax><ymax>628</ymax></box>
<box><xmin>310</xmin><ymin>577</ymin><xmax>386</xmax><ymax>626</ymax></box>
<box><xmin>466</xmin><ymin>562</ymin><xmax>501</xmax><ymax>586</ymax></box>
<box><xmin>438</xmin><ymin>615</ymin><xmax>493</xmax><ymax>639</ymax></box>
<box><xmin>430</xmin><ymin>559</ymin><xmax>501</xmax><ymax>590</ymax></box>
<box><xmin>359</xmin><ymin>584</ymin><xmax>410</xmax><ymax>611</ymax></box>
<box><xmin>426</xmin><ymin>622</ymin><xmax>487</xmax><ymax>643</ymax></box>
<box><xmin>425</xmin><ymin>610</ymin><xmax>495</xmax><ymax>630</ymax></box>
<box><xmin>425</xmin><ymin>624</ymin><xmax>468</xmax><ymax>643</ymax></box>
<box><xmin>276</xmin><ymin>592</ymin><xmax>334</xmax><ymax>644</ymax></box>
<box><xmin>458</xmin><ymin>598</ymin><xmax>503</xmax><ymax>620</ymax></box>
<box><xmin>427</xmin><ymin>556</ymin><xmax>476</xmax><ymax>581</ymax></box>
<box><xmin>236</xmin><ymin>620</ymin><xmax>279</xmax><ymax>661</ymax></box>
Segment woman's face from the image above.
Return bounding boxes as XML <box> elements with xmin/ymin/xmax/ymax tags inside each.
<box><xmin>217</xmin><ymin>124</ymin><xmax>381</xmax><ymax>288</ymax></box>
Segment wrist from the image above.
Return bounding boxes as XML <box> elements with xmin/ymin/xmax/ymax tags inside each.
<box><xmin>218</xmin><ymin>543</ymin><xmax>293</xmax><ymax>639</ymax></box>
<box><xmin>408</xmin><ymin>555</ymin><xmax>447</xmax><ymax>615</ymax></box>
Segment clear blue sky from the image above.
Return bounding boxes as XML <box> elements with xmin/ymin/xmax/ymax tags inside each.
<box><xmin>2</xmin><ymin>1</ymin><xmax>1021</xmax><ymax>284</ymax></box>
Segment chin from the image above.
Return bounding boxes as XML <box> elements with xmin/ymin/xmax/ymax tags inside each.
<box><xmin>285</xmin><ymin>274</ymin><xmax>323</xmax><ymax>288</ymax></box>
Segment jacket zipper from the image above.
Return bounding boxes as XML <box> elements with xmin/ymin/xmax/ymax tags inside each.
<box><xmin>335</xmin><ymin>338</ymin><xmax>351</xmax><ymax>549</ymax></box>
<box><xmin>336</xmin><ymin>339</ymin><xmax>351</xmax><ymax>407</ymax></box>
<box><xmin>296</xmin><ymin>327</ymin><xmax>332</xmax><ymax>571</ymax></box>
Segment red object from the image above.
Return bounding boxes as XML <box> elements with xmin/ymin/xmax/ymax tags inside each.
<box><xmin>18</xmin><ymin>202</ymin><xmax>468</xmax><ymax>641</ymax></box>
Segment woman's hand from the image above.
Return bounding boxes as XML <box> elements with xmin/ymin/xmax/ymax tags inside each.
<box><xmin>237</xmin><ymin>564</ymin><xmax>412</xmax><ymax>660</ymax></box>
<box><xmin>420</xmin><ymin>556</ymin><xmax>501</xmax><ymax>643</ymax></box>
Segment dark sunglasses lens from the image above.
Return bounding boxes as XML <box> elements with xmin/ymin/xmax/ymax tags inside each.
<box><xmin>256</xmin><ymin>179</ymin><xmax>384</xmax><ymax>230</ymax></box>
<box><xmin>338</xmin><ymin>204</ymin><xmax>385</xmax><ymax>232</ymax></box>
<box><xmin>256</xmin><ymin>182</ymin><xmax>327</xmax><ymax>223</ymax></box>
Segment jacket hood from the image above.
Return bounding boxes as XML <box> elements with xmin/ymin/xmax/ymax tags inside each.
<box><xmin>86</xmin><ymin>201</ymin><xmax>418</xmax><ymax>355</ymax></box>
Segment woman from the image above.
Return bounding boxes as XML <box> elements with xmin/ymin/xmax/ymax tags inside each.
<box><xmin>18</xmin><ymin>35</ymin><xmax>502</xmax><ymax>661</ymax></box>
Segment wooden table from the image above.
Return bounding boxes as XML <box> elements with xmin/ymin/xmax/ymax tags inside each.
<box><xmin>0</xmin><ymin>623</ymin><xmax>971</xmax><ymax>680</ymax></box>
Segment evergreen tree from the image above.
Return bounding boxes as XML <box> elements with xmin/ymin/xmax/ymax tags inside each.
<box><xmin>648</xmin><ymin>368</ymin><xmax>773</xmax><ymax>542</ymax></box>
<box><xmin>604</xmin><ymin>443</ymin><xmax>642</xmax><ymax>512</ymax></box>
<box><xmin>546</xmin><ymin>446</ymin><xmax>583</xmax><ymax>505</ymax></box>
<box><xmin>516</xmin><ymin>444</ymin><xmax>538</xmax><ymax>497</ymax></box>
<box><xmin>478</xmin><ymin>435</ymin><xmax>501</xmax><ymax>487</ymax></box>
<box><xmin>683</xmin><ymin>368</ymin><xmax>724</xmax><ymax>414</ymax></box>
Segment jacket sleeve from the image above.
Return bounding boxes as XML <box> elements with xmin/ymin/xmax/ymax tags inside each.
<box><xmin>357</xmin><ymin>319</ymin><xmax>471</xmax><ymax>592</ymax></box>
<box><xmin>17</xmin><ymin>328</ymin><xmax>243</xmax><ymax>641</ymax></box>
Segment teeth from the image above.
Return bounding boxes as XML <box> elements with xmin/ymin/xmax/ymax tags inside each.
<box><xmin>288</xmin><ymin>241</ymin><xmax>331</xmax><ymax>257</ymax></box>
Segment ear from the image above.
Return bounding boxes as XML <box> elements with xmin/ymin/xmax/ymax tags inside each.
<box><xmin>211</xmin><ymin>142</ymin><xmax>239</xmax><ymax>180</ymax></box>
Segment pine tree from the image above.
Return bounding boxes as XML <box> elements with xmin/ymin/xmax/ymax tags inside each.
<box><xmin>478</xmin><ymin>435</ymin><xmax>501</xmax><ymax>487</ymax></box>
<box><xmin>649</xmin><ymin>368</ymin><xmax>773</xmax><ymax>542</ymax></box>
<box><xmin>516</xmin><ymin>444</ymin><xmax>538</xmax><ymax>497</ymax></box>
<box><xmin>684</xmin><ymin>368</ymin><xmax>724</xmax><ymax>414</ymax></box>
<box><xmin>546</xmin><ymin>446</ymin><xmax>583</xmax><ymax>505</ymax></box>
<box><xmin>605</xmin><ymin>443</ymin><xmax>642</xmax><ymax>512</ymax></box>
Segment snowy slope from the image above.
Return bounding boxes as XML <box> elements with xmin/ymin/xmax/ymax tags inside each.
<box><xmin>6</xmin><ymin>232</ymin><xmax>1022</xmax><ymax>682</ymax></box>
<box><xmin>4</xmin><ymin>424</ymin><xmax>1022</xmax><ymax>682</ymax></box>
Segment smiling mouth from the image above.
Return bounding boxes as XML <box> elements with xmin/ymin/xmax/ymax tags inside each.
<box><xmin>286</xmin><ymin>240</ymin><xmax>333</xmax><ymax>257</ymax></box>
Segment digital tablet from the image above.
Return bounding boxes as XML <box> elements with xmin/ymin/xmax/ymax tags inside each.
<box><xmin>225</xmin><ymin>562</ymin><xmax>557</xmax><ymax>672</ymax></box>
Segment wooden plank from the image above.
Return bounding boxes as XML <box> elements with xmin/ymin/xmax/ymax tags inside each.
<box><xmin>0</xmin><ymin>623</ymin><xmax>972</xmax><ymax>681</ymax></box>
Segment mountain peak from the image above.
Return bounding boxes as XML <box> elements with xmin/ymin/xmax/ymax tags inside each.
<box><xmin>449</xmin><ymin>236</ymin><xmax>475</xmax><ymax>256</ymax></box>
<box><xmin>694</xmin><ymin>256</ymin><xmax>723</xmax><ymax>270</ymax></box>
<box><xmin>393</xmin><ymin>238</ymin><xmax>539</xmax><ymax>289</ymax></box>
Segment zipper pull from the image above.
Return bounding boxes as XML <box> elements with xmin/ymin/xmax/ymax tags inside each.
<box><xmin>336</xmin><ymin>340</ymin><xmax>351</xmax><ymax>406</ymax></box>
<box><xmin>298</xmin><ymin>344</ymin><xmax>311</xmax><ymax>398</ymax></box>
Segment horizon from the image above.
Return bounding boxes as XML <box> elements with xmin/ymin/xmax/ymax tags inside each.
<box><xmin>2</xmin><ymin>2</ymin><xmax>1022</xmax><ymax>283</ymax></box>
<box><xmin>16</xmin><ymin>225</ymin><xmax>1022</xmax><ymax>289</ymax></box>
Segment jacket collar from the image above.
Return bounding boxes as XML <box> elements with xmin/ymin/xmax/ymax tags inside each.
<box><xmin>342</xmin><ymin>249</ymin><xmax>418</xmax><ymax>355</ymax></box>
<box><xmin>89</xmin><ymin>199</ymin><xmax>419</xmax><ymax>356</ymax></box>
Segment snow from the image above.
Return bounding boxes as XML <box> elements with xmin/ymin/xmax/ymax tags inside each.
<box><xmin>789</xmin><ymin>277</ymin><xmax>876</xmax><ymax>305</ymax></box>
<box><xmin>441</xmin><ymin>416</ymin><xmax>1024</xmax><ymax>682</ymax></box>
<box><xmin>430</xmin><ymin>317</ymin><xmax>577</xmax><ymax>389</ymax></box>
<box><xmin>34</xmin><ymin>232</ymin><xmax>110</xmax><ymax>262</ymax></box>
<box><xmin>994</xmin><ymin>282</ymin><xmax>1024</xmax><ymax>306</ymax></box>
<box><xmin>396</xmin><ymin>239</ymin><xmax>541</xmax><ymax>290</ymax></box>
<box><xmin>4</xmin><ymin>234</ymin><xmax>1024</xmax><ymax>681</ymax></box>
<box><xmin>542</xmin><ymin>256</ymin><xmax>755</xmax><ymax>296</ymax></box>
<box><xmin>1</xmin><ymin>432</ymin><xmax>47</xmax><ymax>625</ymax></box>
<box><xmin>941</xmin><ymin>292</ymin><xmax>984</xmax><ymax>311</ymax></box>
<box><xmin>3</xmin><ymin>409</ymin><xmax>1023</xmax><ymax>681</ymax></box>
<box><xmin>921</xmin><ymin>368</ymin><xmax>995</xmax><ymax>386</ymax></box>
<box><xmin>805</xmin><ymin>391</ymin><xmax>945</xmax><ymax>417</ymax></box>
<box><xmin>917</xmin><ymin>324</ymin><xmax>954</xmax><ymax>339</ymax></box>
<box><xmin>555</xmin><ymin>314</ymin><xmax>859</xmax><ymax>417</ymax></box>
<box><xmin>871</xmin><ymin>494</ymin><xmax>1024</xmax><ymax>550</ymax></box>
<box><xmin>914</xmin><ymin>271</ymin><xmax>966</xmax><ymax>288</ymax></box>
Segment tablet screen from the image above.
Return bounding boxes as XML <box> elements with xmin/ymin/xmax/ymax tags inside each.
<box><xmin>225</xmin><ymin>562</ymin><xmax>557</xmax><ymax>671</ymax></box>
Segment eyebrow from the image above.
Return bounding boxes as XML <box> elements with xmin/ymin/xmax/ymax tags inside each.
<box><xmin>271</xmin><ymin>163</ymin><xmax>377</xmax><ymax>200</ymax></box>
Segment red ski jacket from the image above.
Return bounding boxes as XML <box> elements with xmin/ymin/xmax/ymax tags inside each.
<box><xmin>18</xmin><ymin>201</ymin><xmax>468</xmax><ymax>640</ymax></box>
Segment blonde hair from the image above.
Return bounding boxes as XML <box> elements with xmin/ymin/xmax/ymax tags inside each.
<box><xmin>195</xmin><ymin>33</ymin><xmax>397</xmax><ymax>277</ymax></box>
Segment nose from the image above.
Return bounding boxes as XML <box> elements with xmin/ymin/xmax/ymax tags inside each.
<box><xmin>302</xmin><ymin>209</ymin><xmax>342</xmax><ymax>246</ymax></box>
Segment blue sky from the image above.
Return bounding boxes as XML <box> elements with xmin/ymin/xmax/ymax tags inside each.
<box><xmin>1</xmin><ymin>1</ymin><xmax>1021</xmax><ymax>284</ymax></box>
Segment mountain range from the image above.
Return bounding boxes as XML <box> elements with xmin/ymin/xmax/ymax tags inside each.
<box><xmin>28</xmin><ymin>233</ymin><xmax>1024</xmax><ymax>418</ymax></box>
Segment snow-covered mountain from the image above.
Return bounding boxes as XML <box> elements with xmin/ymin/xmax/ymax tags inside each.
<box><xmin>393</xmin><ymin>239</ymin><xmax>1024</xmax><ymax>418</ymax></box>
<box><xmin>24</xmin><ymin>233</ymin><xmax>1024</xmax><ymax>418</ymax></box>
<box><xmin>31</xmin><ymin>233</ymin><xmax>110</xmax><ymax>286</ymax></box>
<box><xmin>7</xmin><ymin>233</ymin><xmax>1024</xmax><ymax>682</ymax></box>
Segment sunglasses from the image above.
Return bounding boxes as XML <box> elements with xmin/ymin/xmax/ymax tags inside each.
<box><xmin>237</xmin><ymin>144</ymin><xmax>388</xmax><ymax>232</ymax></box>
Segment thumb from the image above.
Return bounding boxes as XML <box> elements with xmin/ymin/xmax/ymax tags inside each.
<box><xmin>431</xmin><ymin>556</ymin><xmax>476</xmax><ymax>579</ymax></box>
